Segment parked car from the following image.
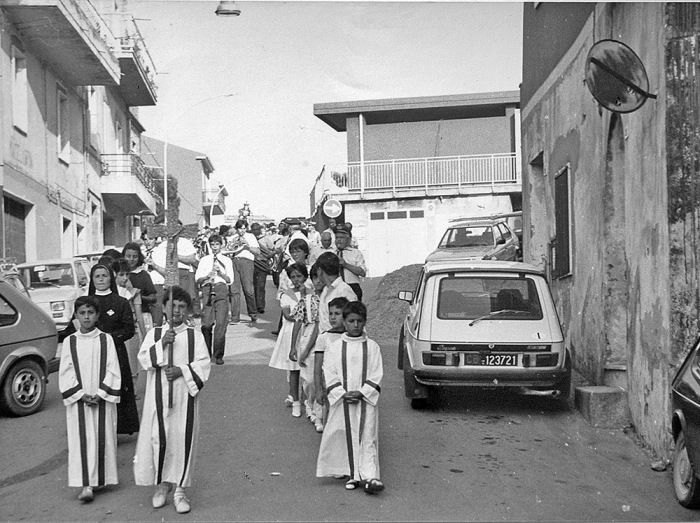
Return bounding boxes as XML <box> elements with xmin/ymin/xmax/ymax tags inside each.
<box><xmin>426</xmin><ymin>217</ymin><xmax>520</xmax><ymax>263</ymax></box>
<box><xmin>16</xmin><ymin>258</ymin><xmax>91</xmax><ymax>329</ymax></box>
<box><xmin>397</xmin><ymin>259</ymin><xmax>570</xmax><ymax>408</ymax></box>
<box><xmin>0</xmin><ymin>280</ymin><xmax>58</xmax><ymax>416</ymax></box>
<box><xmin>74</xmin><ymin>246</ymin><xmax>120</xmax><ymax>267</ymax></box>
<box><xmin>0</xmin><ymin>259</ymin><xmax>30</xmax><ymax>299</ymax></box>
<box><xmin>671</xmin><ymin>337</ymin><xmax>700</xmax><ymax>508</ymax></box>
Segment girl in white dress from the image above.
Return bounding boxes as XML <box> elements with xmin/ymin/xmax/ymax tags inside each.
<box><xmin>268</xmin><ymin>262</ymin><xmax>309</xmax><ymax>417</ymax></box>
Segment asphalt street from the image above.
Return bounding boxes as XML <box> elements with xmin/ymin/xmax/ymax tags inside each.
<box><xmin>1</xmin><ymin>278</ymin><xmax>697</xmax><ymax>522</ymax></box>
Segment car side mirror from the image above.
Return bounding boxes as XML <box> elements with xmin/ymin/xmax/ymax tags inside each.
<box><xmin>398</xmin><ymin>291</ymin><xmax>413</xmax><ymax>302</ymax></box>
<box><xmin>496</xmin><ymin>237</ymin><xmax>506</xmax><ymax>245</ymax></box>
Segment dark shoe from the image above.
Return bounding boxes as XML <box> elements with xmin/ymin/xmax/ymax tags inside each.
<box><xmin>215</xmin><ymin>358</ymin><xmax>224</xmax><ymax>365</ymax></box>
<box><xmin>257</xmin><ymin>308</ymin><xmax>265</xmax><ymax>314</ymax></box>
<box><xmin>271</xmin><ymin>330</ymin><xmax>280</xmax><ymax>335</ymax></box>
<box><xmin>363</xmin><ymin>478</ymin><xmax>385</xmax><ymax>494</ymax></box>
<box><xmin>250</xmin><ymin>316</ymin><xmax>258</xmax><ymax>323</ymax></box>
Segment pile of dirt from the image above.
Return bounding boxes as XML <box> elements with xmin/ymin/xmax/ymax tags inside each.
<box><xmin>364</xmin><ymin>263</ymin><xmax>423</xmax><ymax>347</ymax></box>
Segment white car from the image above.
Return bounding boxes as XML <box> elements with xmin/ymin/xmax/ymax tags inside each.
<box><xmin>398</xmin><ymin>259</ymin><xmax>570</xmax><ymax>408</ymax></box>
<box><xmin>16</xmin><ymin>258</ymin><xmax>91</xmax><ymax>329</ymax></box>
<box><xmin>426</xmin><ymin>217</ymin><xmax>520</xmax><ymax>263</ymax></box>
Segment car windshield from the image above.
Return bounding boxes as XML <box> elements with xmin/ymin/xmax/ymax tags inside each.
<box><xmin>439</xmin><ymin>226</ymin><xmax>494</xmax><ymax>248</ymax></box>
<box><xmin>436</xmin><ymin>275</ymin><xmax>543</xmax><ymax>320</ymax></box>
<box><xmin>21</xmin><ymin>263</ymin><xmax>75</xmax><ymax>288</ymax></box>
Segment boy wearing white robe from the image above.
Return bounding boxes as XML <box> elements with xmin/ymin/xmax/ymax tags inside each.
<box><xmin>133</xmin><ymin>286</ymin><xmax>211</xmax><ymax>514</ymax></box>
<box><xmin>316</xmin><ymin>301</ymin><xmax>385</xmax><ymax>494</ymax></box>
<box><xmin>59</xmin><ymin>296</ymin><xmax>122</xmax><ymax>503</ymax></box>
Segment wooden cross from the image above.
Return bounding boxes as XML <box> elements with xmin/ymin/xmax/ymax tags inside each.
<box><xmin>147</xmin><ymin>221</ymin><xmax>200</xmax><ymax>287</ymax></box>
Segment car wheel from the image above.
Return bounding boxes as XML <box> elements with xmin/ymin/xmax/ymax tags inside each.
<box><xmin>674</xmin><ymin>431</ymin><xmax>700</xmax><ymax>508</ymax></box>
<box><xmin>554</xmin><ymin>350</ymin><xmax>572</xmax><ymax>405</ymax></box>
<box><xmin>0</xmin><ymin>360</ymin><xmax>46</xmax><ymax>416</ymax></box>
<box><xmin>397</xmin><ymin>326</ymin><xmax>405</xmax><ymax>370</ymax></box>
<box><xmin>411</xmin><ymin>397</ymin><xmax>429</xmax><ymax>409</ymax></box>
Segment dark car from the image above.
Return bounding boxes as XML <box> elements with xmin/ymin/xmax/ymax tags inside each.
<box><xmin>671</xmin><ymin>337</ymin><xmax>700</xmax><ymax>508</ymax></box>
<box><xmin>0</xmin><ymin>280</ymin><xmax>58</xmax><ymax>416</ymax></box>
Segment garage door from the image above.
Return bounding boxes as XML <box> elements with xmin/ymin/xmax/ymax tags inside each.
<box><xmin>366</xmin><ymin>210</ymin><xmax>428</xmax><ymax>277</ymax></box>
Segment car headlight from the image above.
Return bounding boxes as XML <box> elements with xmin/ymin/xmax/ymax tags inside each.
<box><xmin>51</xmin><ymin>301</ymin><xmax>66</xmax><ymax>311</ymax></box>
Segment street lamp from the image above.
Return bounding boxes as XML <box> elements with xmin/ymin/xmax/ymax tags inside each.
<box><xmin>162</xmin><ymin>93</ymin><xmax>237</xmax><ymax>230</ymax></box>
<box><xmin>216</xmin><ymin>1</ymin><xmax>241</xmax><ymax>16</ymax></box>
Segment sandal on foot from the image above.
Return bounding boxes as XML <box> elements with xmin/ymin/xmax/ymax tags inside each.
<box><xmin>78</xmin><ymin>486</ymin><xmax>94</xmax><ymax>502</ymax></box>
<box><xmin>345</xmin><ymin>479</ymin><xmax>359</xmax><ymax>490</ymax></box>
<box><xmin>363</xmin><ymin>478</ymin><xmax>385</xmax><ymax>494</ymax></box>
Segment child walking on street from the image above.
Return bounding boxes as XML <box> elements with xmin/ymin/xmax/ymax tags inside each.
<box><xmin>316</xmin><ymin>301</ymin><xmax>385</xmax><ymax>494</ymax></box>
<box><xmin>268</xmin><ymin>262</ymin><xmax>309</xmax><ymax>417</ymax></box>
<box><xmin>59</xmin><ymin>296</ymin><xmax>122</xmax><ymax>502</ymax></box>
<box><xmin>311</xmin><ymin>296</ymin><xmax>349</xmax><ymax>433</ymax></box>
<box><xmin>296</xmin><ymin>264</ymin><xmax>323</xmax><ymax>425</ymax></box>
<box><xmin>133</xmin><ymin>286</ymin><xmax>211</xmax><ymax>514</ymax></box>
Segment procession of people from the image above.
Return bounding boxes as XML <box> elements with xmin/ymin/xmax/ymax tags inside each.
<box><xmin>58</xmin><ymin>216</ymin><xmax>381</xmax><ymax>514</ymax></box>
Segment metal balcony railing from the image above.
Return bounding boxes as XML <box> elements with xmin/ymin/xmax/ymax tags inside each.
<box><xmin>312</xmin><ymin>153</ymin><xmax>520</xmax><ymax>207</ymax></box>
<box><xmin>118</xmin><ymin>16</ymin><xmax>157</xmax><ymax>89</ymax></box>
<box><xmin>101</xmin><ymin>154</ymin><xmax>160</xmax><ymax>201</ymax></box>
<box><xmin>202</xmin><ymin>189</ymin><xmax>226</xmax><ymax>213</ymax></box>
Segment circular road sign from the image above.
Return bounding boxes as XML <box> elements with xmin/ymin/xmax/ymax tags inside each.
<box><xmin>323</xmin><ymin>199</ymin><xmax>342</xmax><ymax>218</ymax></box>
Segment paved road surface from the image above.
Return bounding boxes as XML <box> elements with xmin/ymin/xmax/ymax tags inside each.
<box><xmin>0</xmin><ymin>279</ymin><xmax>696</xmax><ymax>522</ymax></box>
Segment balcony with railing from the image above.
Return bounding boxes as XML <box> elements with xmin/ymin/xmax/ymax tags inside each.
<box><xmin>100</xmin><ymin>154</ymin><xmax>159</xmax><ymax>215</ymax></box>
<box><xmin>311</xmin><ymin>152</ymin><xmax>521</xmax><ymax>208</ymax></box>
<box><xmin>3</xmin><ymin>0</ymin><xmax>120</xmax><ymax>85</ymax></box>
<box><xmin>113</xmin><ymin>15</ymin><xmax>157</xmax><ymax>106</ymax></box>
<box><xmin>202</xmin><ymin>188</ymin><xmax>227</xmax><ymax>217</ymax></box>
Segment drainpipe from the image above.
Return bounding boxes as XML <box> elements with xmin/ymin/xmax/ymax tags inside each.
<box><xmin>514</xmin><ymin>108</ymin><xmax>522</xmax><ymax>184</ymax></box>
<box><xmin>359</xmin><ymin>113</ymin><xmax>365</xmax><ymax>196</ymax></box>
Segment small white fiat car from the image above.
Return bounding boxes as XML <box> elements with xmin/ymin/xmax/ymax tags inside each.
<box><xmin>397</xmin><ymin>259</ymin><xmax>570</xmax><ymax>408</ymax></box>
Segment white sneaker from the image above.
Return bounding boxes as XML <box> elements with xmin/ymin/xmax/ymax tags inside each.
<box><xmin>284</xmin><ymin>395</ymin><xmax>294</xmax><ymax>407</ymax></box>
<box><xmin>315</xmin><ymin>420</ymin><xmax>324</xmax><ymax>433</ymax></box>
<box><xmin>291</xmin><ymin>401</ymin><xmax>302</xmax><ymax>418</ymax></box>
<box><xmin>152</xmin><ymin>483</ymin><xmax>171</xmax><ymax>508</ymax></box>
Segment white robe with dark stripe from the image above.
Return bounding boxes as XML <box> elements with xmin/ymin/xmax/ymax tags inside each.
<box><xmin>316</xmin><ymin>333</ymin><xmax>383</xmax><ymax>481</ymax></box>
<box><xmin>133</xmin><ymin>323</ymin><xmax>210</xmax><ymax>487</ymax></box>
<box><xmin>59</xmin><ymin>329</ymin><xmax>121</xmax><ymax>487</ymax></box>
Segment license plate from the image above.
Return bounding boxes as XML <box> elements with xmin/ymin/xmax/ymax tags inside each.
<box><xmin>464</xmin><ymin>353</ymin><xmax>518</xmax><ymax>366</ymax></box>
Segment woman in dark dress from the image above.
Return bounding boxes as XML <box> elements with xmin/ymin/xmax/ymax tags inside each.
<box><xmin>122</xmin><ymin>242</ymin><xmax>157</xmax><ymax>326</ymax></box>
<box><xmin>60</xmin><ymin>263</ymin><xmax>140</xmax><ymax>434</ymax></box>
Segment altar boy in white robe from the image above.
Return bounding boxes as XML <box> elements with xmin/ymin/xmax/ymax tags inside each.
<box><xmin>316</xmin><ymin>301</ymin><xmax>385</xmax><ymax>494</ymax></box>
<box><xmin>59</xmin><ymin>295</ymin><xmax>122</xmax><ymax>503</ymax></box>
<box><xmin>133</xmin><ymin>286</ymin><xmax>211</xmax><ymax>514</ymax></box>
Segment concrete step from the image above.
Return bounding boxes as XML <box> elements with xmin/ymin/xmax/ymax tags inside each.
<box><xmin>574</xmin><ymin>385</ymin><xmax>629</xmax><ymax>429</ymax></box>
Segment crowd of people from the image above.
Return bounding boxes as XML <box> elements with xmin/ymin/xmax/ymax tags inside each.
<box><xmin>55</xmin><ymin>216</ymin><xmax>383</xmax><ymax>514</ymax></box>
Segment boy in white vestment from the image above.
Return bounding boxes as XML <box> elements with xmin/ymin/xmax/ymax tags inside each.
<box><xmin>59</xmin><ymin>296</ymin><xmax>121</xmax><ymax>503</ymax></box>
<box><xmin>316</xmin><ymin>301</ymin><xmax>385</xmax><ymax>494</ymax></box>
<box><xmin>133</xmin><ymin>286</ymin><xmax>211</xmax><ymax>514</ymax></box>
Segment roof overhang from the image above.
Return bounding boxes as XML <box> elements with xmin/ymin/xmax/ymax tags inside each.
<box><xmin>314</xmin><ymin>91</ymin><xmax>520</xmax><ymax>132</ymax></box>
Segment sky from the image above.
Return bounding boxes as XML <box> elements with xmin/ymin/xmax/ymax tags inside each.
<box><xmin>130</xmin><ymin>0</ymin><xmax>524</xmax><ymax>221</ymax></box>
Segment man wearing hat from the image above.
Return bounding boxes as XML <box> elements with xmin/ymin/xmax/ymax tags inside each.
<box><xmin>251</xmin><ymin>222</ymin><xmax>275</xmax><ymax>314</ymax></box>
<box><xmin>333</xmin><ymin>222</ymin><xmax>367</xmax><ymax>301</ymax></box>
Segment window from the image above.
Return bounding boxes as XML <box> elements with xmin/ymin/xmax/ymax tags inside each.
<box><xmin>387</xmin><ymin>211</ymin><xmax>407</xmax><ymax>219</ymax></box>
<box><xmin>57</xmin><ymin>86</ymin><xmax>70</xmax><ymax>163</ymax></box>
<box><xmin>12</xmin><ymin>45</ymin><xmax>28</xmax><ymax>134</ymax></box>
<box><xmin>370</xmin><ymin>212</ymin><xmax>385</xmax><ymax>220</ymax></box>
<box><xmin>0</xmin><ymin>293</ymin><xmax>18</xmax><ymax>327</ymax></box>
<box><xmin>88</xmin><ymin>87</ymin><xmax>101</xmax><ymax>151</ymax></box>
<box><xmin>409</xmin><ymin>210</ymin><xmax>425</xmax><ymax>218</ymax></box>
<box><xmin>554</xmin><ymin>164</ymin><xmax>572</xmax><ymax>278</ymax></box>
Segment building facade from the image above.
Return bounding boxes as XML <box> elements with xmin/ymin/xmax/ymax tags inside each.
<box><xmin>311</xmin><ymin>92</ymin><xmax>521</xmax><ymax>277</ymax></box>
<box><xmin>521</xmin><ymin>2</ymin><xmax>700</xmax><ymax>456</ymax></box>
<box><xmin>140</xmin><ymin>136</ymin><xmax>217</xmax><ymax>229</ymax></box>
<box><xmin>0</xmin><ymin>0</ymin><xmax>158</xmax><ymax>262</ymax></box>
